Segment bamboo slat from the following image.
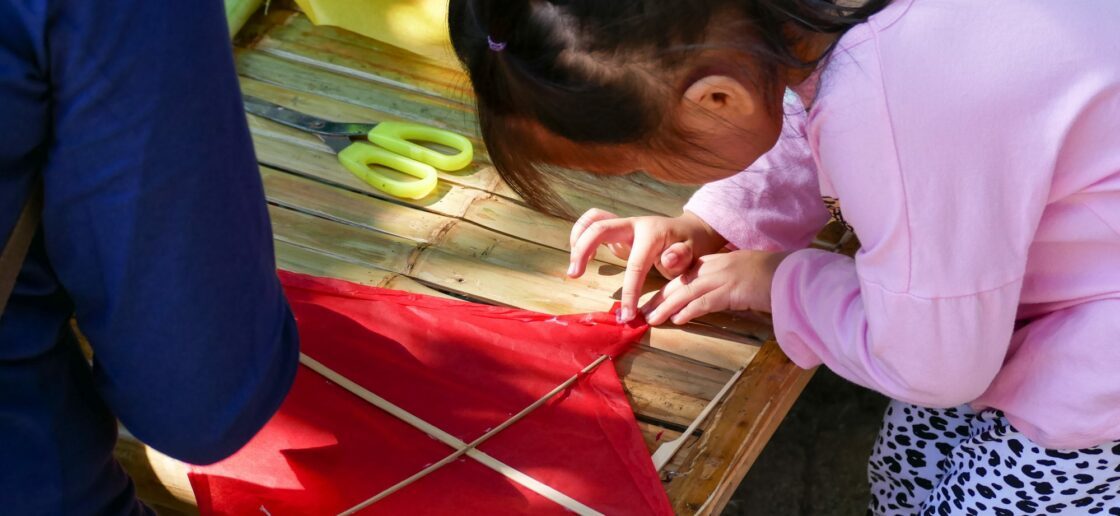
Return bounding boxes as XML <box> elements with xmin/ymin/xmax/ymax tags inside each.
<box><xmin>115</xmin><ymin>9</ymin><xmax>842</xmax><ymax>515</ymax></box>
<box><xmin>237</xmin><ymin>50</ymin><xmax>480</xmax><ymax>139</ymax></box>
<box><xmin>257</xmin><ymin>19</ymin><xmax>475</xmax><ymax>104</ymax></box>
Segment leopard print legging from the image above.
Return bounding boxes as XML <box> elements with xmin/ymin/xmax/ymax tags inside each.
<box><xmin>869</xmin><ymin>400</ymin><xmax>1120</xmax><ymax>515</ymax></box>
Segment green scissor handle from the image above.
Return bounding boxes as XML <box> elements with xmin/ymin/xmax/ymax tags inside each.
<box><xmin>337</xmin><ymin>121</ymin><xmax>473</xmax><ymax>200</ymax></box>
<box><xmin>367</xmin><ymin>121</ymin><xmax>474</xmax><ymax>172</ymax></box>
<box><xmin>337</xmin><ymin>142</ymin><xmax>439</xmax><ymax>200</ymax></box>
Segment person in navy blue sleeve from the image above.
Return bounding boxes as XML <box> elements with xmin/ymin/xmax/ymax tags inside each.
<box><xmin>0</xmin><ymin>1</ymin><xmax>300</xmax><ymax>513</ymax></box>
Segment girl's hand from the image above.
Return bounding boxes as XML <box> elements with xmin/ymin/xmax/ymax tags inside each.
<box><xmin>567</xmin><ymin>209</ymin><xmax>727</xmax><ymax>322</ymax></box>
<box><xmin>641</xmin><ymin>250</ymin><xmax>791</xmax><ymax>326</ymax></box>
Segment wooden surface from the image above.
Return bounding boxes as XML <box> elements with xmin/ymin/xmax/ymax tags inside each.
<box><xmin>116</xmin><ymin>10</ymin><xmax>850</xmax><ymax>514</ymax></box>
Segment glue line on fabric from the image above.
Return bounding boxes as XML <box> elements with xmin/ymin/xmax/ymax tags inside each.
<box><xmin>298</xmin><ymin>353</ymin><xmax>606</xmax><ymax>516</ymax></box>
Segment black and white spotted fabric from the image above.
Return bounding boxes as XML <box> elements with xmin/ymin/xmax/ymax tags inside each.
<box><xmin>868</xmin><ymin>400</ymin><xmax>1120</xmax><ymax>515</ymax></box>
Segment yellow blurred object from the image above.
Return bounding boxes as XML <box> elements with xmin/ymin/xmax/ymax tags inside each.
<box><xmin>294</xmin><ymin>0</ymin><xmax>458</xmax><ymax>67</ymax></box>
<box><xmin>225</xmin><ymin>0</ymin><xmax>263</xmax><ymax>38</ymax></box>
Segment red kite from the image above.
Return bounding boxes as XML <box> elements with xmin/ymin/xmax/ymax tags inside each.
<box><xmin>188</xmin><ymin>272</ymin><xmax>672</xmax><ymax>515</ymax></box>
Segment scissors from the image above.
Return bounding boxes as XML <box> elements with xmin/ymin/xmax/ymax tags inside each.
<box><xmin>243</xmin><ymin>96</ymin><xmax>473</xmax><ymax>200</ymax></box>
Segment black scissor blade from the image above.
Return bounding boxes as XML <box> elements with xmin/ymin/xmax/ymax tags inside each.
<box><xmin>242</xmin><ymin>95</ymin><xmax>331</xmax><ymax>133</ymax></box>
<box><xmin>242</xmin><ymin>95</ymin><xmax>376</xmax><ymax>138</ymax></box>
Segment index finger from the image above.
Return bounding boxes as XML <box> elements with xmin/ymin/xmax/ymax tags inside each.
<box><xmin>618</xmin><ymin>231</ymin><xmax>658</xmax><ymax>323</ymax></box>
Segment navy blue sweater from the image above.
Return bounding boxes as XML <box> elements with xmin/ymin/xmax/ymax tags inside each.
<box><xmin>0</xmin><ymin>1</ymin><xmax>299</xmax><ymax>513</ymax></box>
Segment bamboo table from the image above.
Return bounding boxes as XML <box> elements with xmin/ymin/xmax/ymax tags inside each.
<box><xmin>114</xmin><ymin>9</ymin><xmax>854</xmax><ymax>514</ymax></box>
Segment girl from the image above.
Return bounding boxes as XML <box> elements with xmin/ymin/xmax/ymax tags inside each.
<box><xmin>448</xmin><ymin>1</ymin><xmax>1120</xmax><ymax>514</ymax></box>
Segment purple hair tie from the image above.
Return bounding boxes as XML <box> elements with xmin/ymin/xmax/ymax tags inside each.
<box><xmin>487</xmin><ymin>35</ymin><xmax>507</xmax><ymax>52</ymax></box>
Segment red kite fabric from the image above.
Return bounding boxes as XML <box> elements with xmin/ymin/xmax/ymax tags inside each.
<box><xmin>188</xmin><ymin>271</ymin><xmax>672</xmax><ymax>515</ymax></box>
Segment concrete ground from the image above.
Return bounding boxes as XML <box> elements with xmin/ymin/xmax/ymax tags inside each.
<box><xmin>723</xmin><ymin>368</ymin><xmax>890</xmax><ymax>516</ymax></box>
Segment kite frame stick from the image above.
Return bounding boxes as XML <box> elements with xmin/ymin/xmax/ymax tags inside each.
<box><xmin>343</xmin><ymin>354</ymin><xmax>611</xmax><ymax>513</ymax></box>
<box><xmin>298</xmin><ymin>353</ymin><xmax>606</xmax><ymax>516</ymax></box>
<box><xmin>650</xmin><ymin>367</ymin><xmax>745</xmax><ymax>472</ymax></box>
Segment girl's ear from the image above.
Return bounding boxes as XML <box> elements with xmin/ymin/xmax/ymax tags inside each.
<box><xmin>667</xmin><ymin>74</ymin><xmax>784</xmax><ymax>180</ymax></box>
<box><xmin>679</xmin><ymin>75</ymin><xmax>761</xmax><ymax>132</ymax></box>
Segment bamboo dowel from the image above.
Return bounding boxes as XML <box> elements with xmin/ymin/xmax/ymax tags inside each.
<box><xmin>651</xmin><ymin>367</ymin><xmax>745</xmax><ymax>472</ymax></box>
<box><xmin>340</xmin><ymin>354</ymin><xmax>610</xmax><ymax>514</ymax></box>
<box><xmin>297</xmin><ymin>354</ymin><xmax>603</xmax><ymax>516</ymax></box>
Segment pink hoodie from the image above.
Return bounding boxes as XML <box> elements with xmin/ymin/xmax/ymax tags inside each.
<box><xmin>684</xmin><ymin>0</ymin><xmax>1120</xmax><ymax>449</ymax></box>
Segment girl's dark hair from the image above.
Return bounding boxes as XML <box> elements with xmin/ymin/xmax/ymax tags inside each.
<box><xmin>449</xmin><ymin>0</ymin><xmax>889</xmax><ymax>217</ymax></box>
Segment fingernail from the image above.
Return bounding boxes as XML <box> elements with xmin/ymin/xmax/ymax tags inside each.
<box><xmin>662</xmin><ymin>252</ymin><xmax>678</xmax><ymax>267</ymax></box>
<box><xmin>617</xmin><ymin>307</ymin><xmax>634</xmax><ymax>324</ymax></box>
<box><xmin>567</xmin><ymin>263</ymin><xmax>577</xmax><ymax>276</ymax></box>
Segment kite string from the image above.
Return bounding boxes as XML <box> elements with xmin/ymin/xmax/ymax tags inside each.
<box><xmin>297</xmin><ymin>353</ymin><xmax>607</xmax><ymax>516</ymax></box>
